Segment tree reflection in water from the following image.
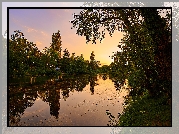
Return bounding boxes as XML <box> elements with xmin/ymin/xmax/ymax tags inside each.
<box><xmin>102</xmin><ymin>74</ymin><xmax>108</xmax><ymax>81</ymax></box>
<box><xmin>8</xmin><ymin>74</ymin><xmax>114</xmax><ymax>126</ymax></box>
<box><xmin>9</xmin><ymin>84</ymin><xmax>38</xmax><ymax>126</ymax></box>
<box><xmin>89</xmin><ymin>75</ymin><xmax>98</xmax><ymax>95</ymax></box>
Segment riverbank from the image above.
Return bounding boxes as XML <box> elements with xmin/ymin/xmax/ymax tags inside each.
<box><xmin>117</xmin><ymin>90</ymin><xmax>171</xmax><ymax>126</ymax></box>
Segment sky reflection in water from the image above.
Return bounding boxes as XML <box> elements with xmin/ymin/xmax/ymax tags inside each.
<box><xmin>9</xmin><ymin>74</ymin><xmax>129</xmax><ymax>126</ymax></box>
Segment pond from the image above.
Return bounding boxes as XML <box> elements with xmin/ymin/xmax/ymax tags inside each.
<box><xmin>9</xmin><ymin>74</ymin><xmax>129</xmax><ymax>126</ymax></box>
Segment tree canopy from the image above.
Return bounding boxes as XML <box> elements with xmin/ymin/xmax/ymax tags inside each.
<box><xmin>9</xmin><ymin>30</ymin><xmax>101</xmax><ymax>77</ymax></box>
<box><xmin>71</xmin><ymin>8</ymin><xmax>172</xmax><ymax>98</ymax></box>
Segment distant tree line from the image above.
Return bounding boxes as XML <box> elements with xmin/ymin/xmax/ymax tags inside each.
<box><xmin>9</xmin><ymin>30</ymin><xmax>102</xmax><ymax>78</ymax></box>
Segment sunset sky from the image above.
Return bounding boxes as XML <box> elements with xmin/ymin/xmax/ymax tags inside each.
<box><xmin>9</xmin><ymin>8</ymin><xmax>124</xmax><ymax>65</ymax></box>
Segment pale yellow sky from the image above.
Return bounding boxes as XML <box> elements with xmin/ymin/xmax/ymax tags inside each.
<box><xmin>63</xmin><ymin>30</ymin><xmax>124</xmax><ymax>65</ymax></box>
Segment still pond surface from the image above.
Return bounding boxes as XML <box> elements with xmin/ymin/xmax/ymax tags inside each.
<box><xmin>9</xmin><ymin>74</ymin><xmax>129</xmax><ymax>126</ymax></box>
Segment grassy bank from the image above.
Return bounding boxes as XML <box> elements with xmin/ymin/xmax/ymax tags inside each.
<box><xmin>117</xmin><ymin>90</ymin><xmax>171</xmax><ymax>126</ymax></box>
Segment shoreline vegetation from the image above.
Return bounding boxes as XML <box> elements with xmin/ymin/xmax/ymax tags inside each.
<box><xmin>8</xmin><ymin>8</ymin><xmax>171</xmax><ymax>126</ymax></box>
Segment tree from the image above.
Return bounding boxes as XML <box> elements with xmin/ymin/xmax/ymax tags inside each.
<box><xmin>89</xmin><ymin>51</ymin><xmax>99</xmax><ymax>73</ymax></box>
<box><xmin>71</xmin><ymin>8</ymin><xmax>171</xmax><ymax>97</ymax></box>
<box><xmin>9</xmin><ymin>30</ymin><xmax>53</xmax><ymax>77</ymax></box>
<box><xmin>51</xmin><ymin>30</ymin><xmax>62</xmax><ymax>58</ymax></box>
<box><xmin>38</xmin><ymin>31</ymin><xmax>63</xmax><ymax>76</ymax></box>
<box><xmin>100</xmin><ymin>65</ymin><xmax>109</xmax><ymax>74</ymax></box>
<box><xmin>9</xmin><ymin>30</ymin><xmax>31</xmax><ymax>77</ymax></box>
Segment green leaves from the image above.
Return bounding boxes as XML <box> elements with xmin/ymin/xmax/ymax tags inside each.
<box><xmin>9</xmin><ymin>30</ymin><xmax>62</xmax><ymax>77</ymax></box>
<box><xmin>59</xmin><ymin>50</ymin><xmax>100</xmax><ymax>75</ymax></box>
<box><xmin>118</xmin><ymin>93</ymin><xmax>171</xmax><ymax>126</ymax></box>
<box><xmin>71</xmin><ymin>8</ymin><xmax>171</xmax><ymax>98</ymax></box>
<box><xmin>70</xmin><ymin>8</ymin><xmax>171</xmax><ymax>126</ymax></box>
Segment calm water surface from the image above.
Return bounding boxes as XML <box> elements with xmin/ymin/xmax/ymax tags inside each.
<box><xmin>9</xmin><ymin>74</ymin><xmax>129</xmax><ymax>126</ymax></box>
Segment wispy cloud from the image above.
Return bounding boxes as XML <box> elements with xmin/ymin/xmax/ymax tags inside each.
<box><xmin>36</xmin><ymin>41</ymin><xmax>42</xmax><ymax>46</ymax></box>
<box><xmin>23</xmin><ymin>25</ymin><xmax>38</xmax><ymax>33</ymax></box>
<box><xmin>40</xmin><ymin>31</ymin><xmax>48</xmax><ymax>37</ymax></box>
<box><xmin>23</xmin><ymin>25</ymin><xmax>48</xmax><ymax>37</ymax></box>
<box><xmin>12</xmin><ymin>17</ymin><xmax>20</xmax><ymax>24</ymax></box>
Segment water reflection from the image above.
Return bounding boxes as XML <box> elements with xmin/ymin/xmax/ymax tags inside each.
<box><xmin>102</xmin><ymin>74</ymin><xmax>108</xmax><ymax>81</ymax></box>
<box><xmin>89</xmin><ymin>75</ymin><xmax>98</xmax><ymax>95</ymax></box>
<box><xmin>9</xmin><ymin>74</ymin><xmax>128</xmax><ymax>126</ymax></box>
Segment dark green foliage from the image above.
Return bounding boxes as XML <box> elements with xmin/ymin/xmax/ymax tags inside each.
<box><xmin>71</xmin><ymin>8</ymin><xmax>171</xmax><ymax>126</ymax></box>
<box><xmin>71</xmin><ymin>8</ymin><xmax>171</xmax><ymax>98</ymax></box>
<box><xmin>118</xmin><ymin>93</ymin><xmax>171</xmax><ymax>126</ymax></box>
<box><xmin>59</xmin><ymin>50</ymin><xmax>99</xmax><ymax>75</ymax></box>
<box><xmin>9</xmin><ymin>30</ymin><xmax>62</xmax><ymax>77</ymax></box>
<box><xmin>99</xmin><ymin>65</ymin><xmax>110</xmax><ymax>74</ymax></box>
<box><xmin>9</xmin><ymin>30</ymin><xmax>100</xmax><ymax>78</ymax></box>
<box><xmin>8</xmin><ymin>8</ymin><xmax>172</xmax><ymax>126</ymax></box>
